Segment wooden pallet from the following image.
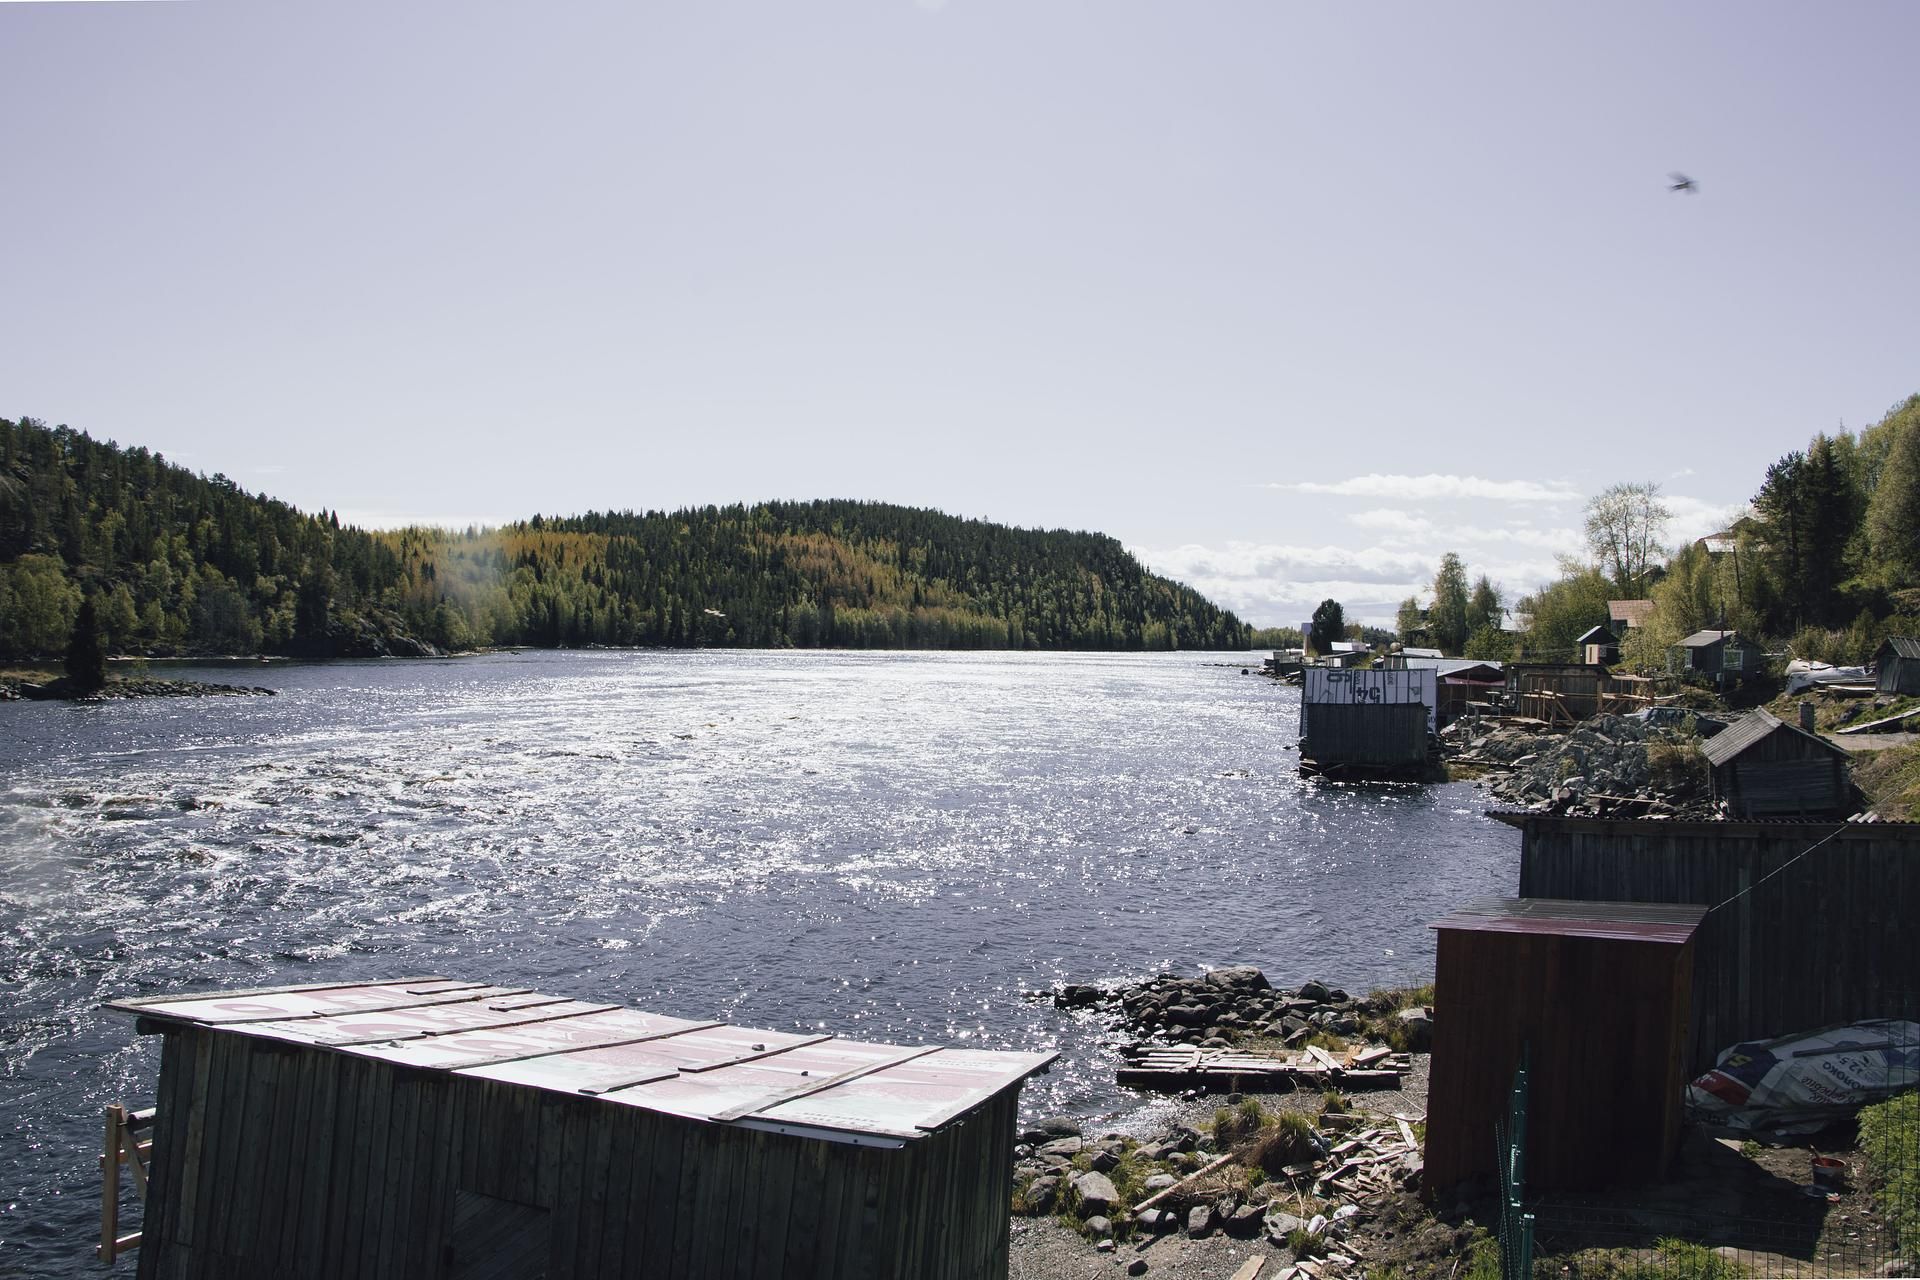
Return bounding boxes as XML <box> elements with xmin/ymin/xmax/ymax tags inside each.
<box><xmin>1116</xmin><ymin>1045</ymin><xmax>1410</xmax><ymax>1093</ymax></box>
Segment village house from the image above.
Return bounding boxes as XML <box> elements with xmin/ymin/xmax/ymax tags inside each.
<box><xmin>1668</xmin><ymin>629</ymin><xmax>1762</xmax><ymax>685</ymax></box>
<box><xmin>1875</xmin><ymin>635</ymin><xmax>1920</xmax><ymax>695</ymax></box>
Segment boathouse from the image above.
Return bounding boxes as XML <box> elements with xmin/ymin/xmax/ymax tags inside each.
<box><xmin>103</xmin><ymin>978</ymin><xmax>1054</xmax><ymax>1280</ymax></box>
<box><xmin>1875</xmin><ymin>636</ymin><xmax>1920</xmax><ymax>695</ymax></box>
<box><xmin>1424</xmin><ymin>897</ymin><xmax>1704</xmax><ymax>1196</ymax></box>
<box><xmin>1299</xmin><ymin>666</ymin><xmax>1434</xmax><ymax>773</ymax></box>
<box><xmin>1698</xmin><ymin>707</ymin><xmax>1853</xmax><ymax>818</ymax></box>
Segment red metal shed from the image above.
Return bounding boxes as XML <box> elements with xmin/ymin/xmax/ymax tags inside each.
<box><xmin>1423</xmin><ymin>897</ymin><xmax>1706</xmax><ymax>1197</ymax></box>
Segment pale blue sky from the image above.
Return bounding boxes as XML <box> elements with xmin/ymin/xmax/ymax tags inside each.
<box><xmin>3</xmin><ymin>2</ymin><xmax>1915</xmax><ymax>626</ymax></box>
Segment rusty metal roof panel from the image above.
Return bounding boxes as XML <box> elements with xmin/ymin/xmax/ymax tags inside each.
<box><xmin>107</xmin><ymin>979</ymin><xmax>1056</xmax><ymax>1141</ymax></box>
<box><xmin>1431</xmin><ymin>896</ymin><xmax>1707</xmax><ymax>944</ymax></box>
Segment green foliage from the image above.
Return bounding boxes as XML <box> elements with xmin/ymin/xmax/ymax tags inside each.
<box><xmin>1309</xmin><ymin>599</ymin><xmax>1345</xmax><ymax>655</ymax></box>
<box><xmin>1755</xmin><ymin>436</ymin><xmax>1859</xmax><ymax>629</ymax></box>
<box><xmin>0</xmin><ymin>417</ymin><xmax>1252</xmax><ymax>659</ymax></box>
<box><xmin>1859</xmin><ymin>1088</ymin><xmax>1919</xmax><ymax>1257</ymax></box>
<box><xmin>1249</xmin><ymin>626</ymin><xmax>1304</xmax><ymax>649</ymax></box>
<box><xmin>1395</xmin><ymin>596</ymin><xmax>1426</xmax><ymax>646</ymax></box>
<box><xmin>1429</xmin><ymin>552</ymin><xmax>1471</xmax><ymax>654</ymax></box>
<box><xmin>1547</xmin><ymin>1239</ymin><xmax>1750</xmax><ymax>1279</ymax></box>
<box><xmin>1866</xmin><ymin>395</ymin><xmax>1920</xmax><ymax>587</ymax></box>
<box><xmin>1516</xmin><ymin>565</ymin><xmax>1614</xmax><ymax>663</ymax></box>
<box><xmin>1464</xmin><ymin>624</ymin><xmax>1514</xmax><ymax>661</ymax></box>
<box><xmin>1319</xmin><ymin>1089</ymin><xmax>1348</xmax><ymax>1115</ymax></box>
<box><xmin>0</xmin><ymin>552</ymin><xmax>81</xmax><ymax>654</ymax></box>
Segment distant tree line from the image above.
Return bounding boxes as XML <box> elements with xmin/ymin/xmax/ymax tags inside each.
<box><xmin>1482</xmin><ymin>392</ymin><xmax>1920</xmax><ymax>668</ymax></box>
<box><xmin>0</xmin><ymin>417</ymin><xmax>1252</xmax><ymax>660</ymax></box>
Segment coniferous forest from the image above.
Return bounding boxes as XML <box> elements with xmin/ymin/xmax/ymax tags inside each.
<box><xmin>0</xmin><ymin>417</ymin><xmax>1252</xmax><ymax>660</ymax></box>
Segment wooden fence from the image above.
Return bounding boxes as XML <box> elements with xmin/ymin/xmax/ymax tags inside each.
<box><xmin>1498</xmin><ymin>814</ymin><xmax>1920</xmax><ymax>1072</ymax></box>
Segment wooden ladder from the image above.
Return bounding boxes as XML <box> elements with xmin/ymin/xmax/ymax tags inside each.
<box><xmin>98</xmin><ymin>1103</ymin><xmax>153</xmax><ymax>1263</ymax></box>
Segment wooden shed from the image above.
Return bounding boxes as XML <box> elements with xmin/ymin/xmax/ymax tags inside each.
<box><xmin>1699</xmin><ymin>708</ymin><xmax>1853</xmax><ymax>818</ymax></box>
<box><xmin>1424</xmin><ymin>898</ymin><xmax>1705</xmax><ymax>1197</ymax></box>
<box><xmin>1300</xmin><ymin>667</ymin><xmax>1435</xmax><ymax>775</ymax></box>
<box><xmin>1505</xmin><ymin>663</ymin><xmax>1615</xmax><ymax>723</ymax></box>
<box><xmin>1575</xmin><ymin>624</ymin><xmax>1619</xmax><ymax>666</ymax></box>
<box><xmin>104</xmin><ymin>978</ymin><xmax>1055</xmax><ymax>1280</ymax></box>
<box><xmin>1876</xmin><ymin>636</ymin><xmax>1920</xmax><ymax>695</ymax></box>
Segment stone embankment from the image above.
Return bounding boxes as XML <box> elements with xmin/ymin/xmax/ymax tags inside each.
<box><xmin>1</xmin><ymin>677</ymin><xmax>276</xmax><ymax>701</ymax></box>
<box><xmin>1447</xmin><ymin>712</ymin><xmax>1717</xmax><ymax>818</ymax></box>
<box><xmin>1051</xmin><ymin>966</ymin><xmax>1431</xmax><ymax>1054</ymax></box>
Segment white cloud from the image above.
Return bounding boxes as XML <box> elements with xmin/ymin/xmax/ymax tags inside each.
<box><xmin>1264</xmin><ymin>473</ymin><xmax>1580</xmax><ymax>503</ymax></box>
<box><xmin>1134</xmin><ymin>540</ymin><xmax>1567</xmax><ymax>628</ymax></box>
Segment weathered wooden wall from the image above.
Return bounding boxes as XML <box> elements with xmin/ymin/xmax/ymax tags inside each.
<box><xmin>1301</xmin><ymin>702</ymin><xmax>1428</xmax><ymax>767</ymax></box>
<box><xmin>1508</xmin><ymin>816</ymin><xmax>1920</xmax><ymax>1071</ymax></box>
<box><xmin>134</xmin><ymin>1026</ymin><xmax>1019</xmax><ymax>1280</ymax></box>
<box><xmin>1709</xmin><ymin>730</ymin><xmax>1850</xmax><ymax>818</ymax></box>
<box><xmin>1425</xmin><ymin>926</ymin><xmax>1693</xmax><ymax>1196</ymax></box>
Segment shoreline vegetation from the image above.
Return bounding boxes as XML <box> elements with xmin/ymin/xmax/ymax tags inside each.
<box><xmin>1</xmin><ymin>416</ymin><xmax>1251</xmax><ymax>667</ymax></box>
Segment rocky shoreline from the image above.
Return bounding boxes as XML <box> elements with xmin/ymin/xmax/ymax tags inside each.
<box><xmin>1047</xmin><ymin>966</ymin><xmax>1431</xmax><ymax>1054</ymax></box>
<box><xmin>0</xmin><ymin>676</ymin><xmax>277</xmax><ymax>702</ymax></box>
<box><xmin>1007</xmin><ymin>968</ymin><xmax>1442</xmax><ymax>1278</ymax></box>
<box><xmin>1446</xmin><ymin>711</ymin><xmax>1720</xmax><ymax>818</ymax></box>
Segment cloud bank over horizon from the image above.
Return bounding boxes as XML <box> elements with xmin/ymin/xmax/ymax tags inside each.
<box><xmin>1139</xmin><ymin>473</ymin><xmax>1744</xmax><ymax>630</ymax></box>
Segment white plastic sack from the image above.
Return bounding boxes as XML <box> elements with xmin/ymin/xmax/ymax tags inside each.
<box><xmin>1688</xmin><ymin>1019</ymin><xmax>1920</xmax><ymax>1136</ymax></box>
<box><xmin>1783</xmin><ymin>660</ymin><xmax>1870</xmax><ymax>695</ymax></box>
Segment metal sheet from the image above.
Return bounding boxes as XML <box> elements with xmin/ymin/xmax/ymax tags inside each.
<box><xmin>106</xmin><ymin>977</ymin><xmax>1058</xmax><ymax>1141</ymax></box>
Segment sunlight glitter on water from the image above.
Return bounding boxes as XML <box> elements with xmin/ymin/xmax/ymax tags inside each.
<box><xmin>0</xmin><ymin>650</ymin><xmax>1516</xmax><ymax>1274</ymax></box>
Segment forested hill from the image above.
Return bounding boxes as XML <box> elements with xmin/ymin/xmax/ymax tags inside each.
<box><xmin>0</xmin><ymin>417</ymin><xmax>1251</xmax><ymax>659</ymax></box>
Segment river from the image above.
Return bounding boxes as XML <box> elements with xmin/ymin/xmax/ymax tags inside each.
<box><xmin>0</xmin><ymin>649</ymin><xmax>1515</xmax><ymax>1274</ymax></box>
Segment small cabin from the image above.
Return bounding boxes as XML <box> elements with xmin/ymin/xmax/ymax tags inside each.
<box><xmin>103</xmin><ymin>978</ymin><xmax>1054</xmax><ymax>1280</ymax></box>
<box><xmin>1699</xmin><ymin>708</ymin><xmax>1854</xmax><ymax>818</ymax></box>
<box><xmin>1424</xmin><ymin>897</ymin><xmax>1705</xmax><ymax>1196</ymax></box>
<box><xmin>1876</xmin><ymin>636</ymin><xmax>1920</xmax><ymax>696</ymax></box>
<box><xmin>1668</xmin><ymin>629</ymin><xmax>1762</xmax><ymax>683</ymax></box>
<box><xmin>1575</xmin><ymin>624</ymin><xmax>1619</xmax><ymax>666</ymax></box>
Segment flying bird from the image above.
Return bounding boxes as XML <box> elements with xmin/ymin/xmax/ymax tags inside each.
<box><xmin>1669</xmin><ymin>173</ymin><xmax>1697</xmax><ymax>193</ymax></box>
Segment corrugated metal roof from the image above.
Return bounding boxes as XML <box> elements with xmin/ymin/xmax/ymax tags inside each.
<box><xmin>1430</xmin><ymin>896</ymin><xmax>1706</xmax><ymax>943</ymax></box>
<box><xmin>1882</xmin><ymin>636</ymin><xmax>1920</xmax><ymax>660</ymax></box>
<box><xmin>1699</xmin><ymin>708</ymin><xmax>1846</xmax><ymax>767</ymax></box>
<box><xmin>107</xmin><ymin>979</ymin><xmax>1056</xmax><ymax>1145</ymax></box>
<box><xmin>1485</xmin><ymin>811</ymin><xmax>1916</xmax><ymax>830</ymax></box>
<box><xmin>1677</xmin><ymin>629</ymin><xmax>1739</xmax><ymax>648</ymax></box>
<box><xmin>1400</xmin><ymin>657</ymin><xmax>1504</xmax><ymax>679</ymax></box>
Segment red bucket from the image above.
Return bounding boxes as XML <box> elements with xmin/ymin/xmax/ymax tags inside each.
<box><xmin>1811</xmin><ymin>1155</ymin><xmax>1847</xmax><ymax>1193</ymax></box>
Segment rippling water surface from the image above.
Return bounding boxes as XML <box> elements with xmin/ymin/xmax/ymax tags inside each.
<box><xmin>0</xmin><ymin>649</ymin><xmax>1514</xmax><ymax>1274</ymax></box>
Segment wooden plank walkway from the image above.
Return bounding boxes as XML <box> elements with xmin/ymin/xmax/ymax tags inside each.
<box><xmin>1116</xmin><ymin>1046</ymin><xmax>1411</xmax><ymax>1093</ymax></box>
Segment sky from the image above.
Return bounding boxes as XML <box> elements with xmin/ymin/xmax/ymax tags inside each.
<box><xmin>2</xmin><ymin>2</ymin><xmax>1916</xmax><ymax>627</ymax></box>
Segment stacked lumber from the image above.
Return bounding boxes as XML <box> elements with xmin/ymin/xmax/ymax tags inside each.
<box><xmin>1116</xmin><ymin>1043</ymin><xmax>1411</xmax><ymax>1092</ymax></box>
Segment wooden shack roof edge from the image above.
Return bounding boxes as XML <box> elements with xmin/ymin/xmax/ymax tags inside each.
<box><xmin>1484</xmin><ymin>811</ymin><xmax>1919</xmax><ymax>835</ymax></box>
<box><xmin>107</xmin><ymin>978</ymin><xmax>1057</xmax><ymax>1145</ymax></box>
<box><xmin>1698</xmin><ymin>707</ymin><xmax>1849</xmax><ymax>767</ymax></box>
<box><xmin>1430</xmin><ymin>895</ymin><xmax>1706</xmax><ymax>944</ymax></box>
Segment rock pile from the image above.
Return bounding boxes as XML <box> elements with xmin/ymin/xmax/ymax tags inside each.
<box><xmin>1009</xmin><ymin>1104</ymin><xmax>1424</xmax><ymax>1271</ymax></box>
<box><xmin>1449</xmin><ymin>713</ymin><xmax>1714</xmax><ymax>818</ymax></box>
<box><xmin>1053</xmin><ymin>967</ymin><xmax>1425</xmax><ymax>1052</ymax></box>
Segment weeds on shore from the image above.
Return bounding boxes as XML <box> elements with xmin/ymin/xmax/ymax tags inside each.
<box><xmin>1860</xmin><ymin>1090</ymin><xmax>1919</xmax><ymax>1258</ymax></box>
